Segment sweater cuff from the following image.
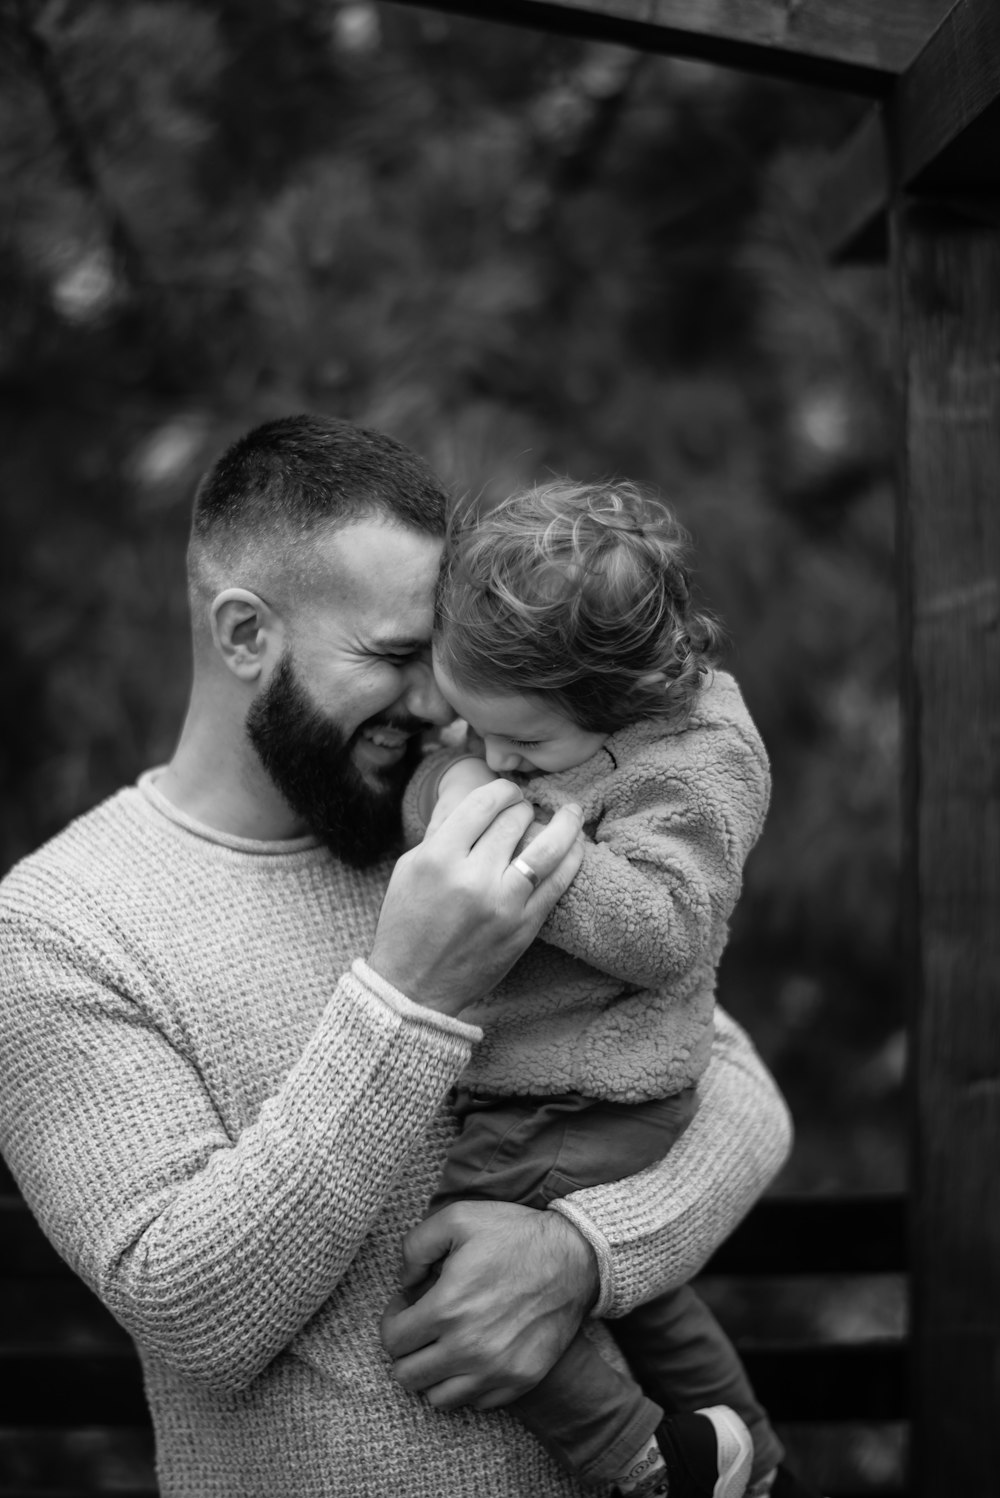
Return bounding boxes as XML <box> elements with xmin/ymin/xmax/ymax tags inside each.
<box><xmin>350</xmin><ymin>958</ymin><xmax>483</xmax><ymax>1046</ymax></box>
<box><xmin>546</xmin><ymin>1197</ymin><xmax>617</xmax><ymax>1320</ymax></box>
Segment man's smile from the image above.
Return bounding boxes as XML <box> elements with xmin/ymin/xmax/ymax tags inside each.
<box><xmin>354</xmin><ymin>724</ymin><xmax>413</xmax><ymax>765</ymax></box>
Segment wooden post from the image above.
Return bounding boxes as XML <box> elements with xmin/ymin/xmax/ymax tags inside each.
<box><xmin>892</xmin><ymin>198</ymin><xmax>1000</xmax><ymax>1494</ymax></box>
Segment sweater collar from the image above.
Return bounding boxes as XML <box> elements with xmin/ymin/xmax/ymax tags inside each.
<box><xmin>136</xmin><ymin>769</ymin><xmax>323</xmax><ymax>855</ymax></box>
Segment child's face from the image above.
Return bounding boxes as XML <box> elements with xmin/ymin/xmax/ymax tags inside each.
<box><xmin>433</xmin><ymin>656</ymin><xmax>609</xmax><ymax>775</ymax></box>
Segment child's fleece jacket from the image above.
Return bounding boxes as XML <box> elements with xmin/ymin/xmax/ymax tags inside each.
<box><xmin>403</xmin><ymin>670</ymin><xmax>770</xmax><ymax>1105</ymax></box>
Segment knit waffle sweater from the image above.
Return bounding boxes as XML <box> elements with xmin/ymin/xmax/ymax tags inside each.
<box><xmin>405</xmin><ymin>670</ymin><xmax>771</xmax><ymax>1103</ymax></box>
<box><xmin>0</xmin><ymin>774</ymin><xmax>791</xmax><ymax>1497</ymax></box>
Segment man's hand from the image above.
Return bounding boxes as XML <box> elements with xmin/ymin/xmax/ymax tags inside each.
<box><xmin>369</xmin><ymin>780</ymin><xmax>583</xmax><ymax>1017</ymax></box>
<box><xmin>380</xmin><ymin>1201</ymin><xmax>598</xmax><ymax>1410</ymax></box>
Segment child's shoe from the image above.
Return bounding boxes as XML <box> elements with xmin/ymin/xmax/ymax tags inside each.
<box><xmin>613</xmin><ymin>1405</ymin><xmax>753</xmax><ymax>1498</ymax></box>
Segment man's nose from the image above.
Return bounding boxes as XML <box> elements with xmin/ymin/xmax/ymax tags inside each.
<box><xmin>402</xmin><ymin>659</ymin><xmax>454</xmax><ymax>726</ymax></box>
<box><xmin>483</xmin><ymin>739</ymin><xmax>521</xmax><ymax>773</ymax></box>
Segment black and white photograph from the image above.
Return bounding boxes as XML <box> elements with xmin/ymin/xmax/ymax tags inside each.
<box><xmin>1</xmin><ymin>4</ymin><xmax>997</xmax><ymax>1496</ymax></box>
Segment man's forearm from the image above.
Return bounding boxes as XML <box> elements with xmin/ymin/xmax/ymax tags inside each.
<box><xmin>550</xmin><ymin>1008</ymin><xmax>793</xmax><ymax>1318</ymax></box>
<box><xmin>0</xmin><ymin>937</ymin><xmax>477</xmax><ymax>1394</ymax></box>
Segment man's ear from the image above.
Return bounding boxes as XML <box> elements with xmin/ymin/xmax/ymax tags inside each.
<box><xmin>210</xmin><ymin>588</ymin><xmax>281</xmax><ymax>682</ymax></box>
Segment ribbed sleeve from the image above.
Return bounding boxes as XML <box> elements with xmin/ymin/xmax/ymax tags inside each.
<box><xmin>0</xmin><ymin>913</ymin><xmax>475</xmax><ymax>1390</ymax></box>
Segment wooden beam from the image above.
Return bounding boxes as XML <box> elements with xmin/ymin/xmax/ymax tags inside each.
<box><xmin>812</xmin><ymin>0</ymin><xmax>1000</xmax><ymax>259</ymax></box>
<box><xmin>892</xmin><ymin>200</ymin><xmax>1000</xmax><ymax>1498</ymax></box>
<box><xmin>388</xmin><ymin>0</ymin><xmax>953</xmax><ymax>95</ymax></box>
<box><xmin>890</xmin><ymin>0</ymin><xmax>1000</xmax><ymax>190</ymax></box>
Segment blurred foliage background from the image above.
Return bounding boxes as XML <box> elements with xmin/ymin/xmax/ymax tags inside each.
<box><xmin>1</xmin><ymin>1</ymin><xmax>906</xmax><ymax>1490</ymax></box>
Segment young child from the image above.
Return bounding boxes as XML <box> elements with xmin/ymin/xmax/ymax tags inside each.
<box><xmin>403</xmin><ymin>479</ymin><xmax>784</xmax><ymax>1498</ymax></box>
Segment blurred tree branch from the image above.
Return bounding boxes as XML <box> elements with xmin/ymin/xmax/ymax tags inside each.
<box><xmin>11</xmin><ymin>0</ymin><xmax>152</xmax><ymax>297</ymax></box>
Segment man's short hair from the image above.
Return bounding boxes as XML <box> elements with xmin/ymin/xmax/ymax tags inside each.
<box><xmin>188</xmin><ymin>413</ymin><xmax>448</xmax><ymax>607</ymax></box>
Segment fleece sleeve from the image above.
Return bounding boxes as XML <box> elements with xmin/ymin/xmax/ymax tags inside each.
<box><xmin>0</xmin><ymin>917</ymin><xmax>478</xmax><ymax>1393</ymax></box>
<box><xmin>553</xmin><ymin>1007</ymin><xmax>793</xmax><ymax>1317</ymax></box>
<box><xmin>540</xmin><ymin>718</ymin><xmax>770</xmax><ymax>988</ymax></box>
<box><xmin>401</xmin><ymin>745</ymin><xmax>477</xmax><ymax>846</ymax></box>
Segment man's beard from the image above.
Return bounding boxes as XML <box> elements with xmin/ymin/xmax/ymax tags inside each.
<box><xmin>246</xmin><ymin>653</ymin><xmax>425</xmax><ymax>868</ymax></box>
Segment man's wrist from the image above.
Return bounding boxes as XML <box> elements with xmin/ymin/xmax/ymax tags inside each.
<box><xmin>547</xmin><ymin>1198</ymin><xmax>613</xmax><ymax>1317</ymax></box>
<box><xmin>545</xmin><ymin>1206</ymin><xmax>600</xmax><ymax>1316</ymax></box>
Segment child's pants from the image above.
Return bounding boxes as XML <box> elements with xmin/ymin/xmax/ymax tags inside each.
<box><xmin>429</xmin><ymin>1088</ymin><xmax>784</xmax><ymax>1489</ymax></box>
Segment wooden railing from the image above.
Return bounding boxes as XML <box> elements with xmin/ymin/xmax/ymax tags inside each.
<box><xmin>0</xmin><ymin>1158</ymin><xmax>908</xmax><ymax>1497</ymax></box>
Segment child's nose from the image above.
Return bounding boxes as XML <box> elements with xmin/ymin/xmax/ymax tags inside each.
<box><xmin>484</xmin><ymin>739</ymin><xmax>521</xmax><ymax>773</ymax></box>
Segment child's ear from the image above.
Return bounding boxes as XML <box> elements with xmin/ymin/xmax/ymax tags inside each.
<box><xmin>636</xmin><ymin>670</ymin><xmax>667</xmax><ymax>689</ymax></box>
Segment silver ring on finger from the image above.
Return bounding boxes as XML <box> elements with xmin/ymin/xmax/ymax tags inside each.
<box><xmin>509</xmin><ymin>855</ymin><xmax>541</xmax><ymax>892</ymax></box>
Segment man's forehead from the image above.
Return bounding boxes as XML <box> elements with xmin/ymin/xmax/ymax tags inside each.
<box><xmin>307</xmin><ymin>519</ymin><xmax>441</xmax><ymax>635</ymax></box>
<box><xmin>312</xmin><ymin>519</ymin><xmax>441</xmax><ymax>591</ymax></box>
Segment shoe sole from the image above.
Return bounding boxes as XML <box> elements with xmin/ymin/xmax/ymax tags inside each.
<box><xmin>693</xmin><ymin>1406</ymin><xmax>754</xmax><ymax>1498</ymax></box>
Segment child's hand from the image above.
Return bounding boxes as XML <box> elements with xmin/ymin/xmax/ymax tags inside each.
<box><xmin>427</xmin><ymin>756</ymin><xmax>500</xmax><ymax>835</ymax></box>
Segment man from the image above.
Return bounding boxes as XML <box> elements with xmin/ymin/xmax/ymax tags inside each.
<box><xmin>0</xmin><ymin>415</ymin><xmax>791</xmax><ymax>1496</ymax></box>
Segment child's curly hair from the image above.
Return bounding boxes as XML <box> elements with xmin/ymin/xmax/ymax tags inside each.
<box><xmin>434</xmin><ymin>479</ymin><xmax>724</xmax><ymax>734</ymax></box>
